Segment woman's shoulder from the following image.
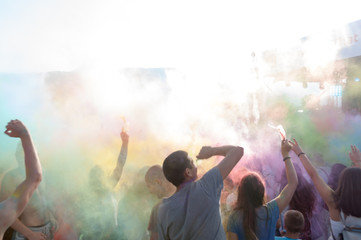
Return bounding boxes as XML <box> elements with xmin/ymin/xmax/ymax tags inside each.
<box><xmin>262</xmin><ymin>199</ymin><xmax>280</xmax><ymax>216</ymax></box>
<box><xmin>265</xmin><ymin>199</ymin><xmax>279</xmax><ymax>209</ymax></box>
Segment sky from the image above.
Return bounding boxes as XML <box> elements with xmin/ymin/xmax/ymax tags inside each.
<box><xmin>0</xmin><ymin>0</ymin><xmax>361</xmax><ymax>72</ymax></box>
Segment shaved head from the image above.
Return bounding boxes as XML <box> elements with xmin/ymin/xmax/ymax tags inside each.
<box><xmin>145</xmin><ymin>165</ymin><xmax>165</xmax><ymax>183</ymax></box>
<box><xmin>145</xmin><ymin>164</ymin><xmax>175</xmax><ymax>198</ymax></box>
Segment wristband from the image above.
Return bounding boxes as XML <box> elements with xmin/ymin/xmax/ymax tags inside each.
<box><xmin>283</xmin><ymin>156</ymin><xmax>291</xmax><ymax>161</ymax></box>
<box><xmin>297</xmin><ymin>152</ymin><xmax>305</xmax><ymax>157</ymax></box>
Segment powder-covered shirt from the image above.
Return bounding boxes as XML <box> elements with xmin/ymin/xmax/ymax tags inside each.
<box><xmin>157</xmin><ymin>167</ymin><xmax>224</xmax><ymax>240</ymax></box>
<box><xmin>227</xmin><ymin>199</ymin><xmax>280</xmax><ymax>240</ymax></box>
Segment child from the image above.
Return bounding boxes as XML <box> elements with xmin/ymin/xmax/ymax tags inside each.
<box><xmin>276</xmin><ymin>210</ymin><xmax>305</xmax><ymax>240</ymax></box>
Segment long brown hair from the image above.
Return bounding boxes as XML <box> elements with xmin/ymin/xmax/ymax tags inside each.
<box><xmin>234</xmin><ymin>172</ymin><xmax>265</xmax><ymax>240</ymax></box>
<box><xmin>334</xmin><ymin>167</ymin><xmax>361</xmax><ymax>217</ymax></box>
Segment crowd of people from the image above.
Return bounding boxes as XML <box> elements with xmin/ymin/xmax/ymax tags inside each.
<box><xmin>1</xmin><ymin>119</ymin><xmax>361</xmax><ymax>240</ymax></box>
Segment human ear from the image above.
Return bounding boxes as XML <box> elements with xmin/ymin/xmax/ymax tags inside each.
<box><xmin>155</xmin><ymin>179</ymin><xmax>162</xmax><ymax>185</ymax></box>
<box><xmin>184</xmin><ymin>168</ymin><xmax>192</xmax><ymax>178</ymax></box>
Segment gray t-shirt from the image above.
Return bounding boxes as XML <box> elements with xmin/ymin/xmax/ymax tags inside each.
<box><xmin>157</xmin><ymin>167</ymin><xmax>225</xmax><ymax>240</ymax></box>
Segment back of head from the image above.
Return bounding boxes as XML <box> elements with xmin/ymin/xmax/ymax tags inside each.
<box><xmin>163</xmin><ymin>150</ymin><xmax>191</xmax><ymax>187</ymax></box>
<box><xmin>89</xmin><ymin>165</ymin><xmax>105</xmax><ymax>180</ymax></box>
<box><xmin>284</xmin><ymin>210</ymin><xmax>305</xmax><ymax>234</ymax></box>
<box><xmin>235</xmin><ymin>172</ymin><xmax>265</xmax><ymax>240</ymax></box>
<box><xmin>145</xmin><ymin>165</ymin><xmax>165</xmax><ymax>183</ymax></box>
<box><xmin>334</xmin><ymin>167</ymin><xmax>361</xmax><ymax>217</ymax></box>
<box><xmin>236</xmin><ymin>172</ymin><xmax>265</xmax><ymax>210</ymax></box>
<box><xmin>328</xmin><ymin>163</ymin><xmax>347</xmax><ymax>191</ymax></box>
<box><xmin>145</xmin><ymin>165</ymin><xmax>171</xmax><ymax>198</ymax></box>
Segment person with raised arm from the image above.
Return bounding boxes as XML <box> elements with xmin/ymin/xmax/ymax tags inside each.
<box><xmin>227</xmin><ymin>140</ymin><xmax>298</xmax><ymax>240</ymax></box>
<box><xmin>77</xmin><ymin>129</ymin><xmax>129</xmax><ymax>240</ymax></box>
<box><xmin>0</xmin><ymin>141</ymin><xmax>56</xmax><ymax>240</ymax></box>
<box><xmin>109</xmin><ymin>131</ymin><xmax>129</xmax><ymax>188</ymax></box>
<box><xmin>0</xmin><ymin>120</ymin><xmax>42</xmax><ymax>239</ymax></box>
<box><xmin>289</xmin><ymin>139</ymin><xmax>361</xmax><ymax>240</ymax></box>
<box><xmin>157</xmin><ymin>145</ymin><xmax>244</xmax><ymax>240</ymax></box>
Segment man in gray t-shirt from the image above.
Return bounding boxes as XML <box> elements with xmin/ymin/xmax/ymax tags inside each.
<box><xmin>158</xmin><ymin>145</ymin><xmax>244</xmax><ymax>240</ymax></box>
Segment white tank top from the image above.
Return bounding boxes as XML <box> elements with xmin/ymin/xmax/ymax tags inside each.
<box><xmin>330</xmin><ymin>212</ymin><xmax>361</xmax><ymax>240</ymax></box>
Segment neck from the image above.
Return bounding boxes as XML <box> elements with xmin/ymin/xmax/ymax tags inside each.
<box><xmin>176</xmin><ymin>179</ymin><xmax>194</xmax><ymax>192</ymax></box>
<box><xmin>284</xmin><ymin>232</ymin><xmax>300</xmax><ymax>239</ymax></box>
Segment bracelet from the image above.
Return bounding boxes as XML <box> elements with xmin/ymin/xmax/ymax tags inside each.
<box><xmin>297</xmin><ymin>152</ymin><xmax>305</xmax><ymax>157</ymax></box>
<box><xmin>283</xmin><ymin>156</ymin><xmax>291</xmax><ymax>161</ymax></box>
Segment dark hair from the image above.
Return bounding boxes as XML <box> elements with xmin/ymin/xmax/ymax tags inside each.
<box><xmin>334</xmin><ymin>167</ymin><xmax>361</xmax><ymax>217</ymax></box>
<box><xmin>162</xmin><ymin>150</ymin><xmax>192</xmax><ymax>187</ymax></box>
<box><xmin>328</xmin><ymin>163</ymin><xmax>347</xmax><ymax>191</ymax></box>
<box><xmin>280</xmin><ymin>164</ymin><xmax>315</xmax><ymax>240</ymax></box>
<box><xmin>234</xmin><ymin>172</ymin><xmax>265</xmax><ymax>240</ymax></box>
<box><xmin>89</xmin><ymin>165</ymin><xmax>105</xmax><ymax>181</ymax></box>
<box><xmin>284</xmin><ymin>210</ymin><xmax>305</xmax><ymax>233</ymax></box>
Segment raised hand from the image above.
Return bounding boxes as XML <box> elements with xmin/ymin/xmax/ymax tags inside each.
<box><xmin>196</xmin><ymin>146</ymin><xmax>214</xmax><ymax>159</ymax></box>
<box><xmin>276</xmin><ymin>139</ymin><xmax>299</xmax><ymax>213</ymax></box>
<box><xmin>4</xmin><ymin>120</ymin><xmax>29</xmax><ymax>138</ymax></box>
<box><xmin>349</xmin><ymin>145</ymin><xmax>361</xmax><ymax>167</ymax></box>
<box><xmin>281</xmin><ymin>139</ymin><xmax>292</xmax><ymax>157</ymax></box>
<box><xmin>289</xmin><ymin>138</ymin><xmax>304</xmax><ymax>156</ymax></box>
<box><xmin>120</xmin><ymin>131</ymin><xmax>129</xmax><ymax>144</ymax></box>
<box><xmin>0</xmin><ymin>119</ymin><xmax>42</xmax><ymax>235</ymax></box>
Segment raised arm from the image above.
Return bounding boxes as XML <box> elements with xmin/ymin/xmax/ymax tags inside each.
<box><xmin>349</xmin><ymin>145</ymin><xmax>361</xmax><ymax>168</ymax></box>
<box><xmin>196</xmin><ymin>145</ymin><xmax>244</xmax><ymax>179</ymax></box>
<box><xmin>275</xmin><ymin>140</ymin><xmax>298</xmax><ymax>213</ymax></box>
<box><xmin>290</xmin><ymin>139</ymin><xmax>336</xmax><ymax>212</ymax></box>
<box><xmin>109</xmin><ymin>130</ymin><xmax>129</xmax><ymax>187</ymax></box>
<box><xmin>0</xmin><ymin>120</ymin><xmax>42</xmax><ymax>231</ymax></box>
